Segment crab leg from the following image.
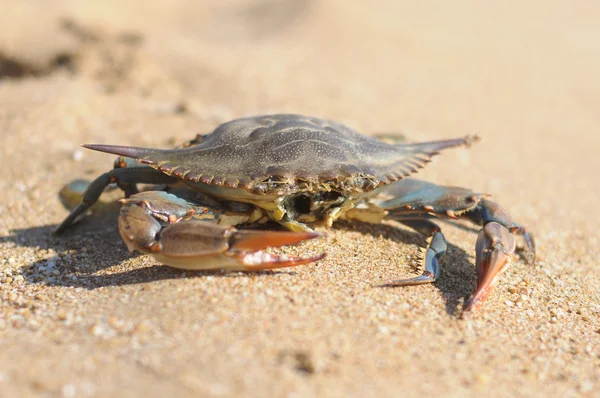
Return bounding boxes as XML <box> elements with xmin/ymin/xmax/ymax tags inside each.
<box><xmin>380</xmin><ymin>220</ymin><xmax>447</xmax><ymax>286</ymax></box>
<box><xmin>375</xmin><ymin>179</ymin><xmax>535</xmax><ymax>313</ymax></box>
<box><xmin>118</xmin><ymin>191</ymin><xmax>325</xmax><ymax>271</ymax></box>
<box><xmin>54</xmin><ymin>167</ymin><xmax>178</xmax><ymax>234</ymax></box>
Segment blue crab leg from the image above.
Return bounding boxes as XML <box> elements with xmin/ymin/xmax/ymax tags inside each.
<box><xmin>379</xmin><ymin>220</ymin><xmax>447</xmax><ymax>286</ymax></box>
<box><xmin>112</xmin><ymin>155</ymin><xmax>148</xmax><ymax>197</ymax></box>
<box><xmin>376</xmin><ymin>178</ymin><xmax>535</xmax><ymax>313</ymax></box>
<box><xmin>118</xmin><ymin>191</ymin><xmax>325</xmax><ymax>270</ymax></box>
<box><xmin>54</xmin><ymin>167</ymin><xmax>178</xmax><ymax>234</ymax></box>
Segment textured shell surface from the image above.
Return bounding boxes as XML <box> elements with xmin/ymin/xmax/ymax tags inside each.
<box><xmin>86</xmin><ymin>114</ymin><xmax>470</xmax><ymax>194</ymax></box>
<box><xmin>164</xmin><ymin>114</ymin><xmax>402</xmax><ymax>181</ymax></box>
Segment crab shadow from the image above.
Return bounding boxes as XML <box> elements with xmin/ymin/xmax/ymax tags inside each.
<box><xmin>334</xmin><ymin>220</ymin><xmax>478</xmax><ymax>316</ymax></box>
<box><xmin>0</xmin><ymin>210</ymin><xmax>298</xmax><ymax>290</ymax></box>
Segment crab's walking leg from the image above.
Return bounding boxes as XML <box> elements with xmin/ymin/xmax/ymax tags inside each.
<box><xmin>54</xmin><ymin>167</ymin><xmax>177</xmax><ymax>234</ymax></box>
<box><xmin>119</xmin><ymin>191</ymin><xmax>325</xmax><ymax>271</ymax></box>
<box><xmin>380</xmin><ymin>220</ymin><xmax>447</xmax><ymax>286</ymax></box>
<box><xmin>113</xmin><ymin>156</ymin><xmax>147</xmax><ymax>197</ymax></box>
<box><xmin>376</xmin><ymin>179</ymin><xmax>535</xmax><ymax>313</ymax></box>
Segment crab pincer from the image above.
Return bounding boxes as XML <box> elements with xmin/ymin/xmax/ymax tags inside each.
<box><xmin>462</xmin><ymin>222</ymin><xmax>516</xmax><ymax>314</ymax></box>
<box><xmin>117</xmin><ymin>191</ymin><xmax>326</xmax><ymax>271</ymax></box>
<box><xmin>149</xmin><ymin>222</ymin><xmax>325</xmax><ymax>271</ymax></box>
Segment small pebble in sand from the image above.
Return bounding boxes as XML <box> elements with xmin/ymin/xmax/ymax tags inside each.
<box><xmin>476</xmin><ymin>373</ymin><xmax>490</xmax><ymax>385</ymax></box>
<box><xmin>72</xmin><ymin>149</ymin><xmax>84</xmax><ymax>161</ymax></box>
<box><xmin>61</xmin><ymin>383</ymin><xmax>76</xmax><ymax>397</ymax></box>
<box><xmin>56</xmin><ymin>310</ymin><xmax>69</xmax><ymax>321</ymax></box>
<box><xmin>133</xmin><ymin>321</ymin><xmax>151</xmax><ymax>334</ymax></box>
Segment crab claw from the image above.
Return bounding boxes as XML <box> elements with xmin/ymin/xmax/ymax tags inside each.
<box><xmin>154</xmin><ymin>223</ymin><xmax>326</xmax><ymax>271</ymax></box>
<box><xmin>463</xmin><ymin>222</ymin><xmax>516</xmax><ymax>314</ymax></box>
<box><xmin>118</xmin><ymin>193</ymin><xmax>327</xmax><ymax>272</ymax></box>
<box><xmin>229</xmin><ymin>230</ymin><xmax>326</xmax><ymax>270</ymax></box>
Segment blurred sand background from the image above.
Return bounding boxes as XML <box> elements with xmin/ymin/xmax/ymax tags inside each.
<box><xmin>1</xmin><ymin>1</ymin><xmax>599</xmax><ymax>396</ymax></box>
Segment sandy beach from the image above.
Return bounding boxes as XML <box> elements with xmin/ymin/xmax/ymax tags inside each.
<box><xmin>1</xmin><ymin>1</ymin><xmax>599</xmax><ymax>396</ymax></box>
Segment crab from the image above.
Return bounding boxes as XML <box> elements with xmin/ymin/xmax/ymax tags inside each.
<box><xmin>55</xmin><ymin>114</ymin><xmax>534</xmax><ymax>313</ymax></box>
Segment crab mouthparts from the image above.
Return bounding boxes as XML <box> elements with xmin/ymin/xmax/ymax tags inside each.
<box><xmin>239</xmin><ymin>251</ymin><xmax>326</xmax><ymax>269</ymax></box>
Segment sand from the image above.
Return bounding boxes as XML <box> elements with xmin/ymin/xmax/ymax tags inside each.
<box><xmin>1</xmin><ymin>1</ymin><xmax>599</xmax><ymax>397</ymax></box>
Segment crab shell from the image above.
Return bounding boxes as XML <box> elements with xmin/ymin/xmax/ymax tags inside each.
<box><xmin>85</xmin><ymin>115</ymin><xmax>475</xmax><ymax>210</ymax></box>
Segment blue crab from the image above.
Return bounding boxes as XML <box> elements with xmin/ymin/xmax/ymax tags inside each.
<box><xmin>55</xmin><ymin>114</ymin><xmax>535</xmax><ymax>313</ymax></box>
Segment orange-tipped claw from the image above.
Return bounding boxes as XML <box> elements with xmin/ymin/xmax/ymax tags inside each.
<box><xmin>230</xmin><ymin>230</ymin><xmax>325</xmax><ymax>251</ymax></box>
<box><xmin>463</xmin><ymin>222</ymin><xmax>516</xmax><ymax>314</ymax></box>
<box><xmin>230</xmin><ymin>229</ymin><xmax>326</xmax><ymax>270</ymax></box>
<box><xmin>239</xmin><ymin>252</ymin><xmax>326</xmax><ymax>270</ymax></box>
